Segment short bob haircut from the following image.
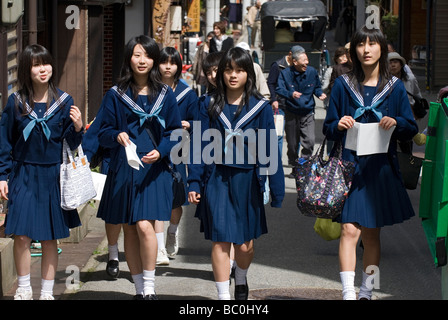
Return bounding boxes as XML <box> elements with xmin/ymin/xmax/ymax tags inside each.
<box><xmin>348</xmin><ymin>25</ymin><xmax>391</xmax><ymax>92</ymax></box>
<box><xmin>159</xmin><ymin>47</ymin><xmax>183</xmax><ymax>82</ymax></box>
<box><xmin>116</xmin><ymin>35</ymin><xmax>163</xmax><ymax>100</ymax></box>
<box><xmin>213</xmin><ymin>21</ymin><xmax>227</xmax><ymax>34</ymax></box>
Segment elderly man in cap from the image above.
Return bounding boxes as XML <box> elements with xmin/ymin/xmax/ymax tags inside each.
<box><xmin>267</xmin><ymin>45</ymin><xmax>306</xmax><ymax>161</ymax></box>
<box><xmin>276</xmin><ymin>46</ymin><xmax>326</xmax><ymax>175</ymax></box>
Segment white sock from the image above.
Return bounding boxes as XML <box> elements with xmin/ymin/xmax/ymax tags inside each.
<box><xmin>229</xmin><ymin>259</ymin><xmax>235</xmax><ymax>274</ymax></box>
<box><xmin>234</xmin><ymin>265</ymin><xmax>248</xmax><ymax>286</ymax></box>
<box><xmin>40</xmin><ymin>279</ymin><xmax>54</xmax><ymax>296</ymax></box>
<box><xmin>143</xmin><ymin>269</ymin><xmax>155</xmax><ymax>296</ymax></box>
<box><xmin>17</xmin><ymin>274</ymin><xmax>32</xmax><ymax>291</ymax></box>
<box><xmin>358</xmin><ymin>271</ymin><xmax>373</xmax><ymax>300</ymax></box>
<box><xmin>132</xmin><ymin>273</ymin><xmax>144</xmax><ymax>296</ymax></box>
<box><xmin>340</xmin><ymin>271</ymin><xmax>356</xmax><ymax>300</ymax></box>
<box><xmin>167</xmin><ymin>223</ymin><xmax>178</xmax><ymax>234</ymax></box>
<box><xmin>108</xmin><ymin>243</ymin><xmax>119</xmax><ymax>261</ymax></box>
<box><xmin>156</xmin><ymin>232</ymin><xmax>165</xmax><ymax>250</ymax></box>
<box><xmin>216</xmin><ymin>280</ymin><xmax>231</xmax><ymax>300</ymax></box>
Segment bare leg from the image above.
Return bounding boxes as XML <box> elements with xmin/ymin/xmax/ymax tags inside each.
<box><xmin>13</xmin><ymin>235</ymin><xmax>32</xmax><ymax>277</ymax></box>
<box><xmin>40</xmin><ymin>240</ymin><xmax>58</xmax><ymax>280</ymax></box>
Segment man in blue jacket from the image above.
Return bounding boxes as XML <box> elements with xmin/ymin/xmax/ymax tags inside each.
<box><xmin>276</xmin><ymin>47</ymin><xmax>326</xmax><ymax>172</ymax></box>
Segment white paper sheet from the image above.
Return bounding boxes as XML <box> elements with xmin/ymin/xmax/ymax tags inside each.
<box><xmin>91</xmin><ymin>172</ymin><xmax>107</xmax><ymax>201</ymax></box>
<box><xmin>345</xmin><ymin>122</ymin><xmax>395</xmax><ymax>156</ymax></box>
<box><xmin>125</xmin><ymin>141</ymin><xmax>143</xmax><ymax>170</ymax></box>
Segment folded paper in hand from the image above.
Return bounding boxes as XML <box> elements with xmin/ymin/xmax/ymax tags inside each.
<box><xmin>345</xmin><ymin>122</ymin><xmax>395</xmax><ymax>156</ymax></box>
<box><xmin>125</xmin><ymin>141</ymin><xmax>143</xmax><ymax>170</ymax></box>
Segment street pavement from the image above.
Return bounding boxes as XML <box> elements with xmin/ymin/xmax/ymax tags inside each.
<box><xmin>51</xmin><ymin>99</ymin><xmax>440</xmax><ymax>302</ymax></box>
<box><xmin>1</xmin><ymin>31</ymin><xmax>443</xmax><ymax>317</ymax></box>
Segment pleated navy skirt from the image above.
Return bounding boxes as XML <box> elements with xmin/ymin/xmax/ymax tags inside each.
<box><xmin>97</xmin><ymin>152</ymin><xmax>173</xmax><ymax>224</ymax></box>
<box><xmin>5</xmin><ymin>162</ymin><xmax>81</xmax><ymax>240</ymax></box>
<box><xmin>200</xmin><ymin>164</ymin><xmax>267</xmax><ymax>245</ymax></box>
<box><xmin>337</xmin><ymin>153</ymin><xmax>415</xmax><ymax>228</ymax></box>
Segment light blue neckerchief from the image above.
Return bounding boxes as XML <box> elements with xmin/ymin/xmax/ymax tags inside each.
<box><xmin>219</xmin><ymin>99</ymin><xmax>267</xmax><ymax>154</ymax></box>
<box><xmin>111</xmin><ymin>85</ymin><xmax>167</xmax><ymax>128</ymax></box>
<box><xmin>15</xmin><ymin>92</ymin><xmax>70</xmax><ymax>141</ymax></box>
<box><xmin>341</xmin><ymin>74</ymin><xmax>399</xmax><ymax>121</ymax></box>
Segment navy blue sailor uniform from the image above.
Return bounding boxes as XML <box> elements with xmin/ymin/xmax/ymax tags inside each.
<box><xmin>172</xmin><ymin>78</ymin><xmax>199</xmax><ymax>207</ymax></box>
<box><xmin>323</xmin><ymin>74</ymin><xmax>418</xmax><ymax>228</ymax></box>
<box><xmin>0</xmin><ymin>90</ymin><xmax>83</xmax><ymax>240</ymax></box>
<box><xmin>188</xmin><ymin>95</ymin><xmax>285</xmax><ymax>244</ymax></box>
<box><xmin>96</xmin><ymin>85</ymin><xmax>182</xmax><ymax>224</ymax></box>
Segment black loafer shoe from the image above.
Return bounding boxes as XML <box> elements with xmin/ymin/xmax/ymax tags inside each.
<box><xmin>235</xmin><ymin>282</ymin><xmax>249</xmax><ymax>300</ymax></box>
<box><xmin>106</xmin><ymin>259</ymin><xmax>120</xmax><ymax>278</ymax></box>
<box><xmin>144</xmin><ymin>294</ymin><xmax>158</xmax><ymax>300</ymax></box>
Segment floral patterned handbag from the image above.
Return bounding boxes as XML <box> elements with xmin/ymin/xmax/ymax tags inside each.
<box><xmin>294</xmin><ymin>138</ymin><xmax>355</xmax><ymax>219</ymax></box>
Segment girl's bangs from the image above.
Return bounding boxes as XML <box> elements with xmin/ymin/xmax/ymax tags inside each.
<box><xmin>31</xmin><ymin>49</ymin><xmax>53</xmax><ymax>65</ymax></box>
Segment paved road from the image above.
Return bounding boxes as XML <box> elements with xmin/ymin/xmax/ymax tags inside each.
<box><xmin>63</xmin><ymin>102</ymin><xmax>442</xmax><ymax>302</ymax></box>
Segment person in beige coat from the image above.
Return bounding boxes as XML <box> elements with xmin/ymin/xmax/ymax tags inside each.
<box><xmin>247</xmin><ymin>0</ymin><xmax>261</xmax><ymax>48</ymax></box>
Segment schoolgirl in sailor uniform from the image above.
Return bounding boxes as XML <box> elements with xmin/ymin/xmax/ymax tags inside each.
<box><xmin>0</xmin><ymin>44</ymin><xmax>83</xmax><ymax>300</ymax></box>
<box><xmin>96</xmin><ymin>36</ymin><xmax>182</xmax><ymax>299</ymax></box>
<box><xmin>154</xmin><ymin>47</ymin><xmax>198</xmax><ymax>262</ymax></box>
<box><xmin>188</xmin><ymin>47</ymin><xmax>285</xmax><ymax>300</ymax></box>
<box><xmin>323</xmin><ymin>26</ymin><xmax>418</xmax><ymax>300</ymax></box>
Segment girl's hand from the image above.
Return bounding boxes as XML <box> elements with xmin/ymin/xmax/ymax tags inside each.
<box><xmin>181</xmin><ymin>120</ymin><xmax>190</xmax><ymax>130</ymax></box>
<box><xmin>116</xmin><ymin>132</ymin><xmax>131</xmax><ymax>147</ymax></box>
<box><xmin>141</xmin><ymin>149</ymin><xmax>161</xmax><ymax>164</ymax></box>
<box><xmin>337</xmin><ymin>115</ymin><xmax>355</xmax><ymax>131</ymax></box>
<box><xmin>70</xmin><ymin>105</ymin><xmax>83</xmax><ymax>132</ymax></box>
<box><xmin>188</xmin><ymin>191</ymin><xmax>201</xmax><ymax>204</ymax></box>
<box><xmin>0</xmin><ymin>181</ymin><xmax>8</xmax><ymax>200</ymax></box>
<box><xmin>379</xmin><ymin>116</ymin><xmax>397</xmax><ymax>130</ymax></box>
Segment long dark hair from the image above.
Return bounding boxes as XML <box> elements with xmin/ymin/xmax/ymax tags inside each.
<box><xmin>208</xmin><ymin>47</ymin><xmax>262</xmax><ymax>120</ymax></box>
<box><xmin>116</xmin><ymin>35</ymin><xmax>163</xmax><ymax>100</ymax></box>
<box><xmin>348</xmin><ymin>25</ymin><xmax>391</xmax><ymax>92</ymax></box>
<box><xmin>159</xmin><ymin>47</ymin><xmax>183</xmax><ymax>83</ymax></box>
<box><xmin>16</xmin><ymin>44</ymin><xmax>59</xmax><ymax>114</ymax></box>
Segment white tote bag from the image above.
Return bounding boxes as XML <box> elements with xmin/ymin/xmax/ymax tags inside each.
<box><xmin>273</xmin><ymin>110</ymin><xmax>284</xmax><ymax>137</ymax></box>
<box><xmin>60</xmin><ymin>140</ymin><xmax>97</xmax><ymax>210</ymax></box>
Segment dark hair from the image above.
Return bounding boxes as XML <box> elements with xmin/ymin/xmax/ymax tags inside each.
<box><xmin>349</xmin><ymin>25</ymin><xmax>391</xmax><ymax>92</ymax></box>
<box><xmin>116</xmin><ymin>35</ymin><xmax>163</xmax><ymax>100</ymax></box>
<box><xmin>209</xmin><ymin>47</ymin><xmax>263</xmax><ymax>120</ymax></box>
<box><xmin>202</xmin><ymin>51</ymin><xmax>225</xmax><ymax>91</ymax></box>
<box><xmin>16</xmin><ymin>44</ymin><xmax>59</xmax><ymax>113</ymax></box>
<box><xmin>159</xmin><ymin>47</ymin><xmax>183</xmax><ymax>82</ymax></box>
<box><xmin>333</xmin><ymin>46</ymin><xmax>348</xmax><ymax>65</ymax></box>
<box><xmin>213</xmin><ymin>21</ymin><xmax>227</xmax><ymax>34</ymax></box>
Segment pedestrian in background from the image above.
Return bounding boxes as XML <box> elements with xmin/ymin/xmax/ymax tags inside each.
<box><xmin>210</xmin><ymin>21</ymin><xmax>234</xmax><ymax>53</ymax></box>
<box><xmin>247</xmin><ymin>0</ymin><xmax>261</xmax><ymax>49</ymax></box>
<box><xmin>267</xmin><ymin>45</ymin><xmax>306</xmax><ymax>159</ymax></box>
<box><xmin>155</xmin><ymin>47</ymin><xmax>198</xmax><ymax>265</ymax></box>
<box><xmin>276</xmin><ymin>46</ymin><xmax>326</xmax><ymax>175</ymax></box>
<box><xmin>188</xmin><ymin>47</ymin><xmax>284</xmax><ymax>300</ymax></box>
<box><xmin>96</xmin><ymin>35</ymin><xmax>182</xmax><ymax>300</ymax></box>
<box><xmin>323</xmin><ymin>26</ymin><xmax>418</xmax><ymax>300</ymax></box>
<box><xmin>191</xmin><ymin>31</ymin><xmax>214</xmax><ymax>96</ymax></box>
<box><xmin>0</xmin><ymin>44</ymin><xmax>83</xmax><ymax>300</ymax></box>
